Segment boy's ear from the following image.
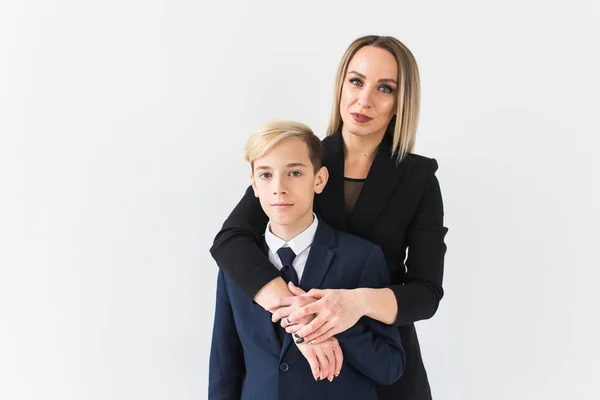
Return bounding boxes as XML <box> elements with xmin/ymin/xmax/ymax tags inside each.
<box><xmin>250</xmin><ymin>172</ymin><xmax>259</xmax><ymax>197</ymax></box>
<box><xmin>314</xmin><ymin>166</ymin><xmax>329</xmax><ymax>194</ymax></box>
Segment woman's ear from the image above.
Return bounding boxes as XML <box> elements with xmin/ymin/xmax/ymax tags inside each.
<box><xmin>314</xmin><ymin>166</ymin><xmax>329</xmax><ymax>194</ymax></box>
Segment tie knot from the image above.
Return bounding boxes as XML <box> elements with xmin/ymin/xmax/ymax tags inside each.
<box><xmin>277</xmin><ymin>247</ymin><xmax>296</xmax><ymax>268</ymax></box>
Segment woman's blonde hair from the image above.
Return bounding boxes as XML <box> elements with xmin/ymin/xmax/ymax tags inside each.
<box><xmin>245</xmin><ymin>119</ymin><xmax>324</xmax><ymax>172</ymax></box>
<box><xmin>326</xmin><ymin>35</ymin><xmax>420</xmax><ymax>163</ymax></box>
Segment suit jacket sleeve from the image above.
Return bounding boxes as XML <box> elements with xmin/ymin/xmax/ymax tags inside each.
<box><xmin>390</xmin><ymin>158</ymin><xmax>448</xmax><ymax>326</ymax></box>
<box><xmin>208</xmin><ymin>271</ymin><xmax>246</xmax><ymax>400</ymax></box>
<box><xmin>210</xmin><ymin>185</ymin><xmax>279</xmax><ymax>299</ymax></box>
<box><xmin>336</xmin><ymin>245</ymin><xmax>406</xmax><ymax>386</ymax></box>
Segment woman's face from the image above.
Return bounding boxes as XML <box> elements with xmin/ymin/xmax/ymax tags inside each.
<box><xmin>339</xmin><ymin>46</ymin><xmax>398</xmax><ymax>140</ymax></box>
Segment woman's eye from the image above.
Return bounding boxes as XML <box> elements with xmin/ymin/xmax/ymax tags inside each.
<box><xmin>379</xmin><ymin>85</ymin><xmax>393</xmax><ymax>93</ymax></box>
<box><xmin>349</xmin><ymin>78</ymin><xmax>362</xmax><ymax>86</ymax></box>
<box><xmin>289</xmin><ymin>171</ymin><xmax>302</xmax><ymax>177</ymax></box>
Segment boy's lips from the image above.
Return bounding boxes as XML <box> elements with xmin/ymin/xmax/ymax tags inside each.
<box><xmin>271</xmin><ymin>203</ymin><xmax>293</xmax><ymax>208</ymax></box>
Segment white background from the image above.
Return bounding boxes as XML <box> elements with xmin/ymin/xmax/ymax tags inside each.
<box><xmin>2</xmin><ymin>0</ymin><xmax>599</xmax><ymax>399</ymax></box>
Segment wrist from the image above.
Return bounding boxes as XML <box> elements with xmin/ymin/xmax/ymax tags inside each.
<box><xmin>355</xmin><ymin>288</ymin><xmax>372</xmax><ymax>317</ymax></box>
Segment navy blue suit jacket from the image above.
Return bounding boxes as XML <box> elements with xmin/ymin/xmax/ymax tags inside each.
<box><xmin>209</xmin><ymin>219</ymin><xmax>405</xmax><ymax>400</ymax></box>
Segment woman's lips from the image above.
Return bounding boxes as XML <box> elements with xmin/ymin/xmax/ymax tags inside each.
<box><xmin>351</xmin><ymin>113</ymin><xmax>373</xmax><ymax>123</ymax></box>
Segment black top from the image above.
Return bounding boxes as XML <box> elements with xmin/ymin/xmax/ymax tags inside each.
<box><xmin>210</xmin><ymin>132</ymin><xmax>448</xmax><ymax>400</ymax></box>
<box><xmin>344</xmin><ymin>177</ymin><xmax>365</xmax><ymax>216</ymax></box>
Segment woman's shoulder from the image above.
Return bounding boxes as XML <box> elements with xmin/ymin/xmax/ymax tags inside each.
<box><xmin>400</xmin><ymin>153</ymin><xmax>440</xmax><ymax>184</ymax></box>
<box><xmin>403</xmin><ymin>152</ymin><xmax>439</xmax><ymax>171</ymax></box>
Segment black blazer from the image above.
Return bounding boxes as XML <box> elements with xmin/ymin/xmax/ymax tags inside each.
<box><xmin>210</xmin><ymin>132</ymin><xmax>448</xmax><ymax>400</ymax></box>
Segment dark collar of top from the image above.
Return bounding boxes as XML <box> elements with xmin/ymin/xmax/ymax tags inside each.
<box><xmin>316</xmin><ymin>132</ymin><xmax>405</xmax><ymax>236</ymax></box>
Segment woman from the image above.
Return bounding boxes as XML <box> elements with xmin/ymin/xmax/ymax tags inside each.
<box><xmin>210</xmin><ymin>35</ymin><xmax>448</xmax><ymax>400</ymax></box>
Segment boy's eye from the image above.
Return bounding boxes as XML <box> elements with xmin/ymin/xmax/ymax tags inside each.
<box><xmin>289</xmin><ymin>171</ymin><xmax>302</xmax><ymax>177</ymax></box>
<box><xmin>259</xmin><ymin>172</ymin><xmax>272</xmax><ymax>179</ymax></box>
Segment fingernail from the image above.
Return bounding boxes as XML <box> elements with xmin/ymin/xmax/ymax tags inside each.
<box><xmin>295</xmin><ymin>338</ymin><xmax>305</xmax><ymax>344</ymax></box>
<box><xmin>294</xmin><ymin>334</ymin><xmax>300</xmax><ymax>338</ymax></box>
<box><xmin>308</xmin><ymin>340</ymin><xmax>314</xmax><ymax>345</ymax></box>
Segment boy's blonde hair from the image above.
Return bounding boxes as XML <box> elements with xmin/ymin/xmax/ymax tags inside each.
<box><xmin>244</xmin><ymin>119</ymin><xmax>323</xmax><ymax>172</ymax></box>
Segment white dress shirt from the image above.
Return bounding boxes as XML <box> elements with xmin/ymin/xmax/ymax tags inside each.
<box><xmin>264</xmin><ymin>214</ymin><xmax>319</xmax><ymax>283</ymax></box>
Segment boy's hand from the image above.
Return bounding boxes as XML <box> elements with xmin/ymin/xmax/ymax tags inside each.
<box><xmin>295</xmin><ymin>336</ymin><xmax>343</xmax><ymax>382</ymax></box>
<box><xmin>267</xmin><ymin>282</ymin><xmax>318</xmax><ymax>324</ymax></box>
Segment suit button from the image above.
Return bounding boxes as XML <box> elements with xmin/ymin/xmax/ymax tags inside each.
<box><xmin>280</xmin><ymin>363</ymin><xmax>289</xmax><ymax>372</ymax></box>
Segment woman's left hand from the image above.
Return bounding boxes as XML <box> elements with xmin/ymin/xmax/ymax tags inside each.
<box><xmin>283</xmin><ymin>284</ymin><xmax>366</xmax><ymax>344</ymax></box>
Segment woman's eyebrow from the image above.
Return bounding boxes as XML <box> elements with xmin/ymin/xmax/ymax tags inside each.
<box><xmin>348</xmin><ymin>70</ymin><xmax>397</xmax><ymax>85</ymax></box>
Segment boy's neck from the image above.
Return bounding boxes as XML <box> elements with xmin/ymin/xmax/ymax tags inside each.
<box><xmin>269</xmin><ymin>212</ymin><xmax>315</xmax><ymax>243</ymax></box>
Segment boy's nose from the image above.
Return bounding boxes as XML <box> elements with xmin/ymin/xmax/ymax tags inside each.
<box><xmin>273</xmin><ymin>177</ymin><xmax>288</xmax><ymax>195</ymax></box>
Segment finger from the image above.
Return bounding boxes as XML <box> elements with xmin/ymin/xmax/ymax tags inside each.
<box><xmin>321</xmin><ymin>345</ymin><xmax>335</xmax><ymax>382</ymax></box>
<box><xmin>332</xmin><ymin>344</ymin><xmax>343</xmax><ymax>377</ymax></box>
<box><xmin>305</xmin><ymin>325</ymin><xmax>337</xmax><ymax>344</ymax></box>
<box><xmin>285</xmin><ymin>324</ymin><xmax>301</xmax><ymax>334</ymax></box>
<box><xmin>308</xmin><ymin>327</ymin><xmax>338</xmax><ymax>345</ymax></box>
<box><xmin>288</xmin><ymin>281</ymin><xmax>306</xmax><ymax>295</ymax></box>
<box><xmin>280</xmin><ymin>315</ymin><xmax>296</xmax><ymax>328</ymax></box>
<box><xmin>265</xmin><ymin>296</ymin><xmax>295</xmax><ymax>312</ymax></box>
<box><xmin>306</xmin><ymin>288</ymin><xmax>326</xmax><ymax>299</ymax></box>
<box><xmin>271</xmin><ymin>306</ymin><xmax>292</xmax><ymax>323</ymax></box>
<box><xmin>286</xmin><ymin>315</ymin><xmax>313</xmax><ymax>333</ymax></box>
<box><xmin>315</xmin><ymin>348</ymin><xmax>329</xmax><ymax>381</ymax></box>
<box><xmin>295</xmin><ymin>315</ymin><xmax>327</xmax><ymax>339</ymax></box>
<box><xmin>289</xmin><ymin>302</ymin><xmax>322</xmax><ymax>321</ymax></box>
<box><xmin>304</xmin><ymin>351</ymin><xmax>321</xmax><ymax>381</ymax></box>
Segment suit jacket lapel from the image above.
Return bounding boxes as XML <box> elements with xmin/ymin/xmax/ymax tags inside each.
<box><xmin>258</xmin><ymin>238</ymin><xmax>289</xmax><ymax>355</ymax></box>
<box><xmin>279</xmin><ymin>221</ymin><xmax>336</xmax><ymax>360</ymax></box>
<box><xmin>348</xmin><ymin>134</ymin><xmax>403</xmax><ymax>235</ymax></box>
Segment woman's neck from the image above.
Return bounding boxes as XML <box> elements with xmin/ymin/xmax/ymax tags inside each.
<box><xmin>341</xmin><ymin>129</ymin><xmax>385</xmax><ymax>163</ymax></box>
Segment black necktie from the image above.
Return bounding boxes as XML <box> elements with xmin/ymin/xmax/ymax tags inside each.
<box><xmin>275</xmin><ymin>247</ymin><xmax>298</xmax><ymax>344</ymax></box>
<box><xmin>277</xmin><ymin>247</ymin><xmax>299</xmax><ymax>286</ymax></box>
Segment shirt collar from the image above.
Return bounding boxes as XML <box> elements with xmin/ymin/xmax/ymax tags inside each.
<box><xmin>264</xmin><ymin>213</ymin><xmax>319</xmax><ymax>255</ymax></box>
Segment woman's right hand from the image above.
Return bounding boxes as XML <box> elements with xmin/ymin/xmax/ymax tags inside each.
<box><xmin>295</xmin><ymin>336</ymin><xmax>343</xmax><ymax>382</ymax></box>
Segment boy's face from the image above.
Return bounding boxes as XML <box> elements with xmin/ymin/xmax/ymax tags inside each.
<box><xmin>251</xmin><ymin>138</ymin><xmax>328</xmax><ymax>230</ymax></box>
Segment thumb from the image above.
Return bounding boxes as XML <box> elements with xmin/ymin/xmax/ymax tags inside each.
<box><xmin>288</xmin><ymin>281</ymin><xmax>306</xmax><ymax>295</ymax></box>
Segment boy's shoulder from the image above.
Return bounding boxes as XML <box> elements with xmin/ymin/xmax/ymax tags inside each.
<box><xmin>316</xmin><ymin>217</ymin><xmax>383</xmax><ymax>262</ymax></box>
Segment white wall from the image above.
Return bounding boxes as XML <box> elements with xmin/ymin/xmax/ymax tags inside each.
<box><xmin>2</xmin><ymin>0</ymin><xmax>599</xmax><ymax>399</ymax></box>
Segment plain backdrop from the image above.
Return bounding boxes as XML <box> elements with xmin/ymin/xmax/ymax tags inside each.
<box><xmin>2</xmin><ymin>0</ymin><xmax>599</xmax><ymax>399</ymax></box>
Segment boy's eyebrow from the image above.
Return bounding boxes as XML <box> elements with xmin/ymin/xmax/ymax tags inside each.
<box><xmin>348</xmin><ymin>70</ymin><xmax>397</xmax><ymax>85</ymax></box>
<box><xmin>286</xmin><ymin>163</ymin><xmax>308</xmax><ymax>168</ymax></box>
<box><xmin>254</xmin><ymin>162</ymin><xmax>308</xmax><ymax>170</ymax></box>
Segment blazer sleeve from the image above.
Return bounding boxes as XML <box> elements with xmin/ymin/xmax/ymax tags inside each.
<box><xmin>336</xmin><ymin>245</ymin><xmax>406</xmax><ymax>386</ymax></box>
<box><xmin>209</xmin><ymin>185</ymin><xmax>279</xmax><ymax>299</ymax></box>
<box><xmin>389</xmin><ymin>158</ymin><xmax>448</xmax><ymax>326</ymax></box>
<box><xmin>208</xmin><ymin>271</ymin><xmax>246</xmax><ymax>400</ymax></box>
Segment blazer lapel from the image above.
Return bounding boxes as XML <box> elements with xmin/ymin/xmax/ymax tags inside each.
<box><xmin>279</xmin><ymin>221</ymin><xmax>336</xmax><ymax>360</ymax></box>
<box><xmin>348</xmin><ymin>134</ymin><xmax>404</xmax><ymax>235</ymax></box>
<box><xmin>253</xmin><ymin>303</ymin><xmax>284</xmax><ymax>356</ymax></box>
<box><xmin>257</xmin><ymin>238</ymin><xmax>289</xmax><ymax>355</ymax></box>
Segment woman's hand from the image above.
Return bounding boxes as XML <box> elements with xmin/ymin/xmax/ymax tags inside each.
<box><xmin>284</xmin><ymin>284</ymin><xmax>367</xmax><ymax>344</ymax></box>
<box><xmin>266</xmin><ymin>283</ymin><xmax>318</xmax><ymax>326</ymax></box>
